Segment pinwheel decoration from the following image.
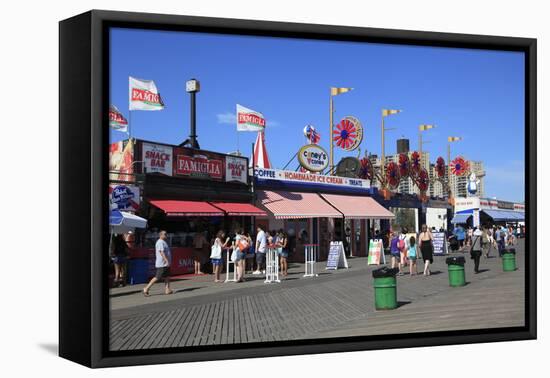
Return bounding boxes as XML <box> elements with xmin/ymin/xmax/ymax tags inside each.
<box><xmin>333</xmin><ymin>116</ymin><xmax>363</xmax><ymax>151</ymax></box>
<box><xmin>410</xmin><ymin>151</ymin><xmax>422</xmax><ymax>176</ymax></box>
<box><xmin>436</xmin><ymin>156</ymin><xmax>446</xmax><ymax>178</ymax></box>
<box><xmin>303</xmin><ymin>124</ymin><xmax>321</xmax><ymax>144</ymax></box>
<box><xmin>451</xmin><ymin>156</ymin><xmax>469</xmax><ymax>176</ymax></box>
<box><xmin>385</xmin><ymin>161</ymin><xmax>401</xmax><ymax>189</ymax></box>
<box><xmin>359</xmin><ymin>157</ymin><xmax>374</xmax><ymax>180</ymax></box>
<box><xmin>398</xmin><ymin>153</ymin><xmax>411</xmax><ymax>178</ymax></box>
<box><xmin>415</xmin><ymin>168</ymin><xmax>430</xmax><ymax>192</ymax></box>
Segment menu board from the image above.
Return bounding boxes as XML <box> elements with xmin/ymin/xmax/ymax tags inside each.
<box><xmin>367</xmin><ymin>239</ymin><xmax>385</xmax><ymax>265</ymax></box>
<box><xmin>326</xmin><ymin>242</ymin><xmax>348</xmax><ymax>270</ymax></box>
<box><xmin>432</xmin><ymin>232</ymin><xmax>447</xmax><ymax>255</ymax></box>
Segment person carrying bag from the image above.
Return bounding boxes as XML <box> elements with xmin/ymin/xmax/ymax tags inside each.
<box><xmin>470</xmin><ymin>227</ymin><xmax>483</xmax><ymax>274</ymax></box>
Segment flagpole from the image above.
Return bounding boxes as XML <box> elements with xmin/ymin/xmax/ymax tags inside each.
<box><xmin>329</xmin><ymin>94</ymin><xmax>334</xmax><ymax>172</ymax></box>
<box><xmin>128</xmin><ymin>110</ymin><xmax>132</xmax><ymax>140</ymax></box>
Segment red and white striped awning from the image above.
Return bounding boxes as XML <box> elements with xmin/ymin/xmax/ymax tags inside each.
<box><xmin>257</xmin><ymin>190</ymin><xmax>342</xmax><ymax>219</ymax></box>
<box><xmin>320</xmin><ymin>193</ymin><xmax>395</xmax><ymax>220</ymax></box>
<box><xmin>252</xmin><ymin>131</ymin><xmax>271</xmax><ymax>168</ymax></box>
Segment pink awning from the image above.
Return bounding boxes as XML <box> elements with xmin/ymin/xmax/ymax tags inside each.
<box><xmin>257</xmin><ymin>190</ymin><xmax>342</xmax><ymax>219</ymax></box>
<box><xmin>320</xmin><ymin>194</ymin><xmax>395</xmax><ymax>219</ymax></box>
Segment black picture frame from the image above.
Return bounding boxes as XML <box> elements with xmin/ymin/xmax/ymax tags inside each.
<box><xmin>59</xmin><ymin>9</ymin><xmax>537</xmax><ymax>368</ymax></box>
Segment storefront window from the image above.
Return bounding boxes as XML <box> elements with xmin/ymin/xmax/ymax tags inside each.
<box><xmin>390</xmin><ymin>207</ymin><xmax>418</xmax><ymax>232</ymax></box>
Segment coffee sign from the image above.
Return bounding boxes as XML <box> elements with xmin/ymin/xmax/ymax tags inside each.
<box><xmin>298</xmin><ymin>144</ymin><xmax>329</xmax><ymax>172</ymax></box>
<box><xmin>175</xmin><ymin>154</ymin><xmax>224</xmax><ymax>179</ymax></box>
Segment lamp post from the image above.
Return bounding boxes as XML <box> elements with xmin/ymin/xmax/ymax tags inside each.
<box><xmin>447</xmin><ymin>136</ymin><xmax>462</xmax><ymax>198</ymax></box>
<box><xmin>329</xmin><ymin>87</ymin><xmax>353</xmax><ymax>173</ymax></box>
<box><xmin>181</xmin><ymin>78</ymin><xmax>201</xmax><ymax>149</ymax></box>
<box><xmin>380</xmin><ymin>109</ymin><xmax>401</xmax><ymax>178</ymax></box>
<box><xmin>418</xmin><ymin>124</ymin><xmax>435</xmax><ymax>156</ymax></box>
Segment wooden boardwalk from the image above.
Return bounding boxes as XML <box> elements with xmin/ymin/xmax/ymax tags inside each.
<box><xmin>110</xmin><ymin>240</ymin><xmax>525</xmax><ymax>350</ymax></box>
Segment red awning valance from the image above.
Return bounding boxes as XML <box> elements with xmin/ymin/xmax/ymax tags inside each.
<box><xmin>150</xmin><ymin>200</ymin><xmax>225</xmax><ymax>217</ymax></box>
<box><xmin>210</xmin><ymin>202</ymin><xmax>267</xmax><ymax>216</ymax></box>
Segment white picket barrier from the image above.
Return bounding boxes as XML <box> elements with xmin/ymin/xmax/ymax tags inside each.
<box><xmin>224</xmin><ymin>247</ymin><xmax>238</xmax><ymax>283</ymax></box>
<box><xmin>264</xmin><ymin>246</ymin><xmax>281</xmax><ymax>283</ymax></box>
<box><xmin>303</xmin><ymin>244</ymin><xmax>319</xmax><ymax>277</ymax></box>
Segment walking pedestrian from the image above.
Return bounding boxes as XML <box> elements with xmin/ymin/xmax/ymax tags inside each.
<box><xmin>408</xmin><ymin>236</ymin><xmax>418</xmax><ymax>276</ymax></box>
<box><xmin>233</xmin><ymin>229</ymin><xmax>248</xmax><ymax>282</ymax></box>
<box><xmin>397</xmin><ymin>227</ymin><xmax>409</xmax><ymax>276</ymax></box>
<box><xmin>470</xmin><ymin>227</ymin><xmax>483</xmax><ymax>273</ymax></box>
<box><xmin>277</xmin><ymin>230</ymin><xmax>289</xmax><ymax>276</ymax></box>
<box><xmin>253</xmin><ymin>226</ymin><xmax>267</xmax><ymax>275</ymax></box>
<box><xmin>419</xmin><ymin>224</ymin><xmax>434</xmax><ymax>276</ymax></box>
<box><xmin>481</xmin><ymin>225</ymin><xmax>491</xmax><ymax>258</ymax></box>
<box><xmin>496</xmin><ymin>226</ymin><xmax>506</xmax><ymax>256</ymax></box>
<box><xmin>454</xmin><ymin>224</ymin><xmax>465</xmax><ymax>250</ymax></box>
<box><xmin>389</xmin><ymin>231</ymin><xmax>400</xmax><ymax>271</ymax></box>
<box><xmin>111</xmin><ymin>234</ymin><xmax>128</xmax><ymax>287</ymax></box>
<box><xmin>211</xmin><ymin>230</ymin><xmax>230</xmax><ymax>283</ymax></box>
<box><xmin>143</xmin><ymin>230</ymin><xmax>173</xmax><ymax>296</ymax></box>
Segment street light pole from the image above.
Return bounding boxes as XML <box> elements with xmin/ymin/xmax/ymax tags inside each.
<box><xmin>447</xmin><ymin>136</ymin><xmax>462</xmax><ymax>198</ymax></box>
<box><xmin>329</xmin><ymin>95</ymin><xmax>334</xmax><ymax>172</ymax></box>
<box><xmin>380</xmin><ymin>109</ymin><xmax>401</xmax><ymax>179</ymax></box>
<box><xmin>328</xmin><ymin>87</ymin><xmax>353</xmax><ymax>173</ymax></box>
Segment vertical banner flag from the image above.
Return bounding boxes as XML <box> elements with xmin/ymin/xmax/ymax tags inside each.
<box><xmin>109</xmin><ymin>105</ymin><xmax>128</xmax><ymax>132</ymax></box>
<box><xmin>129</xmin><ymin>77</ymin><xmax>164</xmax><ymax>111</ymax></box>
<box><xmin>236</xmin><ymin>104</ymin><xmax>266</xmax><ymax>131</ymax></box>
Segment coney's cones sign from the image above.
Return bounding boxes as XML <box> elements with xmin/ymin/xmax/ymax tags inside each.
<box><xmin>129</xmin><ymin>76</ymin><xmax>164</xmax><ymax>111</ymax></box>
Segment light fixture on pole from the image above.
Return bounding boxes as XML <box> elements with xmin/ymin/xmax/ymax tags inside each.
<box><xmin>381</xmin><ymin>109</ymin><xmax>401</xmax><ymax>178</ymax></box>
<box><xmin>418</xmin><ymin>124</ymin><xmax>435</xmax><ymax>155</ymax></box>
<box><xmin>447</xmin><ymin>136</ymin><xmax>462</xmax><ymax>197</ymax></box>
<box><xmin>181</xmin><ymin>78</ymin><xmax>201</xmax><ymax>149</ymax></box>
<box><xmin>329</xmin><ymin>87</ymin><xmax>353</xmax><ymax>173</ymax></box>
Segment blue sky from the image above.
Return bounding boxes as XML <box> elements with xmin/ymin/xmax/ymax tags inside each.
<box><xmin>110</xmin><ymin>28</ymin><xmax>525</xmax><ymax>202</ymax></box>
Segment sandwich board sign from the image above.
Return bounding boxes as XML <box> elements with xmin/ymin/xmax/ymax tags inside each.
<box><xmin>326</xmin><ymin>241</ymin><xmax>348</xmax><ymax>270</ymax></box>
<box><xmin>432</xmin><ymin>232</ymin><xmax>448</xmax><ymax>255</ymax></box>
<box><xmin>367</xmin><ymin>239</ymin><xmax>386</xmax><ymax>265</ymax></box>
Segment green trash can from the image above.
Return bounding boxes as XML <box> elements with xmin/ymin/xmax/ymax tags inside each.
<box><xmin>502</xmin><ymin>248</ymin><xmax>517</xmax><ymax>272</ymax></box>
<box><xmin>372</xmin><ymin>267</ymin><xmax>399</xmax><ymax>310</ymax></box>
<box><xmin>445</xmin><ymin>256</ymin><xmax>466</xmax><ymax>287</ymax></box>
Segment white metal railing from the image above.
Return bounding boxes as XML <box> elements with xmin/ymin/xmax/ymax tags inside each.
<box><xmin>264</xmin><ymin>246</ymin><xmax>281</xmax><ymax>283</ymax></box>
<box><xmin>303</xmin><ymin>244</ymin><xmax>319</xmax><ymax>277</ymax></box>
<box><xmin>224</xmin><ymin>247</ymin><xmax>238</xmax><ymax>283</ymax></box>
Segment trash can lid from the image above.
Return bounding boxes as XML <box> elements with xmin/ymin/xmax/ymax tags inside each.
<box><xmin>503</xmin><ymin>248</ymin><xmax>516</xmax><ymax>254</ymax></box>
<box><xmin>445</xmin><ymin>256</ymin><xmax>466</xmax><ymax>265</ymax></box>
<box><xmin>372</xmin><ymin>267</ymin><xmax>400</xmax><ymax>278</ymax></box>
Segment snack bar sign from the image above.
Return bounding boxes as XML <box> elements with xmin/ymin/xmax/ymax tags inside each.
<box><xmin>142</xmin><ymin>142</ymin><xmax>173</xmax><ymax>176</ymax></box>
<box><xmin>225</xmin><ymin>156</ymin><xmax>248</xmax><ymax>184</ymax></box>
<box><xmin>176</xmin><ymin>154</ymin><xmax>224</xmax><ymax>180</ymax></box>
<box><xmin>254</xmin><ymin>168</ymin><xmax>370</xmax><ymax>190</ymax></box>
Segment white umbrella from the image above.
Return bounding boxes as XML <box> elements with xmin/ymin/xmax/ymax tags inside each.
<box><xmin>110</xmin><ymin>210</ymin><xmax>147</xmax><ymax>234</ymax></box>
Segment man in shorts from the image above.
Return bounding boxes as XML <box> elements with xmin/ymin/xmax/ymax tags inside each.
<box><xmin>143</xmin><ymin>230</ymin><xmax>173</xmax><ymax>296</ymax></box>
<box><xmin>253</xmin><ymin>226</ymin><xmax>267</xmax><ymax>275</ymax></box>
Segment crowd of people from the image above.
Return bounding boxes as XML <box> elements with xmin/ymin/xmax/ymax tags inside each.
<box><xmin>110</xmin><ymin>222</ymin><xmax>525</xmax><ymax>296</ymax></box>
<box><xmin>389</xmin><ymin>224</ymin><xmax>435</xmax><ymax>276</ymax></box>
<box><xmin>139</xmin><ymin>225</ymin><xmax>291</xmax><ymax>296</ymax></box>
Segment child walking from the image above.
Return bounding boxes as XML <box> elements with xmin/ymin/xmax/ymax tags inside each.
<box><xmin>408</xmin><ymin>236</ymin><xmax>418</xmax><ymax>276</ymax></box>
